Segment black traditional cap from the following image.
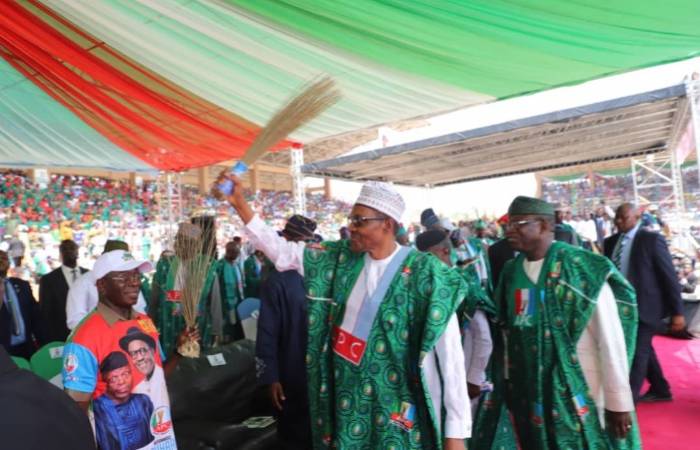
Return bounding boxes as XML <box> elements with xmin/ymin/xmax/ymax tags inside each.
<box><xmin>420</xmin><ymin>208</ymin><xmax>439</xmax><ymax>228</ymax></box>
<box><xmin>119</xmin><ymin>326</ymin><xmax>156</xmax><ymax>352</ymax></box>
<box><xmin>281</xmin><ymin>214</ymin><xmax>317</xmax><ymax>241</ymax></box>
<box><xmin>415</xmin><ymin>229</ymin><xmax>449</xmax><ymax>252</ymax></box>
<box><xmin>100</xmin><ymin>351</ymin><xmax>129</xmax><ymax>375</ymax></box>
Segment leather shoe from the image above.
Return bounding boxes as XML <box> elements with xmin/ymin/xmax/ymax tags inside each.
<box><xmin>639</xmin><ymin>391</ymin><xmax>673</xmax><ymax>403</ymax></box>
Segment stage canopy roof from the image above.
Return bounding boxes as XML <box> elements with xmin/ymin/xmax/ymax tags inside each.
<box><xmin>0</xmin><ymin>1</ymin><xmax>699</xmax><ymax>173</ymax></box>
<box><xmin>302</xmin><ymin>84</ymin><xmax>692</xmax><ymax>186</ymax></box>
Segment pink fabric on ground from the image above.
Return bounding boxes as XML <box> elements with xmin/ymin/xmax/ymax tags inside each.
<box><xmin>637</xmin><ymin>336</ymin><xmax>700</xmax><ymax>449</ymax></box>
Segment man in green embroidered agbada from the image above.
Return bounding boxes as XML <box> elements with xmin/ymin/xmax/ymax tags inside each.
<box><xmin>416</xmin><ymin>229</ymin><xmax>495</xmax><ymax>403</ymax></box>
<box><xmin>218</xmin><ymin>173</ymin><xmax>471</xmax><ymax>450</ymax></box>
<box><xmin>213</xmin><ymin>241</ymin><xmax>246</xmax><ymax>342</ymax></box>
<box><xmin>473</xmin><ymin>196</ymin><xmax>641</xmax><ymax>450</ymax></box>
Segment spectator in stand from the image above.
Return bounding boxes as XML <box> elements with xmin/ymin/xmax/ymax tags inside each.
<box><xmin>679</xmin><ymin>262</ymin><xmax>697</xmax><ymax>294</ymax></box>
<box><xmin>7</xmin><ymin>230</ymin><xmax>25</xmax><ymax>268</ymax></box>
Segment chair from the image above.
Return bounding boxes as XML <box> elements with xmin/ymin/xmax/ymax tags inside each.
<box><xmin>30</xmin><ymin>341</ymin><xmax>66</xmax><ymax>388</ymax></box>
<box><xmin>11</xmin><ymin>356</ymin><xmax>31</xmax><ymax>371</ymax></box>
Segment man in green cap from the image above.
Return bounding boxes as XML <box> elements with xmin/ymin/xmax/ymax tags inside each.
<box><xmin>473</xmin><ymin>220</ymin><xmax>494</xmax><ymax>248</ymax></box>
<box><xmin>474</xmin><ymin>196</ymin><xmax>640</xmax><ymax>449</ymax></box>
<box><xmin>212</xmin><ymin>240</ymin><xmax>246</xmax><ymax>343</ymax></box>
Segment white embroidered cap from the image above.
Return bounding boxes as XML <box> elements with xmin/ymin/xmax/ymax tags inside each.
<box><xmin>92</xmin><ymin>250</ymin><xmax>153</xmax><ymax>282</ymax></box>
<box><xmin>355</xmin><ymin>181</ymin><xmax>405</xmax><ymax>223</ymax></box>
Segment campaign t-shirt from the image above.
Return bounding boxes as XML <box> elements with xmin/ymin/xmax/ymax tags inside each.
<box><xmin>63</xmin><ymin>305</ymin><xmax>176</xmax><ymax>450</ymax></box>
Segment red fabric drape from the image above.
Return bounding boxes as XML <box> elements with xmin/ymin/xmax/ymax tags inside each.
<box><xmin>0</xmin><ymin>1</ymin><xmax>295</xmax><ymax>171</ymax></box>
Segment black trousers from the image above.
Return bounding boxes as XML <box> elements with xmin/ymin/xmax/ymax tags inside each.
<box><xmin>630</xmin><ymin>322</ymin><xmax>671</xmax><ymax>402</ymax></box>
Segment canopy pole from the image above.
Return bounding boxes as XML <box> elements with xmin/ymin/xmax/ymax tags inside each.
<box><xmin>687</xmin><ymin>74</ymin><xmax>700</xmax><ymax>190</ymax></box>
<box><xmin>291</xmin><ymin>147</ymin><xmax>307</xmax><ymax>215</ymax></box>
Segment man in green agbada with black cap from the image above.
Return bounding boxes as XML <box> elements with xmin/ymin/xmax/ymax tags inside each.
<box><xmin>473</xmin><ymin>196</ymin><xmax>641</xmax><ymax>450</ymax></box>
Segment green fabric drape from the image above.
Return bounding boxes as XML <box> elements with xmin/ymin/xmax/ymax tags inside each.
<box><xmin>232</xmin><ymin>0</ymin><xmax>700</xmax><ymax>97</ymax></box>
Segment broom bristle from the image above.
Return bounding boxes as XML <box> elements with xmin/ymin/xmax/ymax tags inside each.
<box><xmin>241</xmin><ymin>76</ymin><xmax>340</xmax><ymax>166</ymax></box>
<box><xmin>179</xmin><ymin>234</ymin><xmax>216</xmax><ymax>328</ymax></box>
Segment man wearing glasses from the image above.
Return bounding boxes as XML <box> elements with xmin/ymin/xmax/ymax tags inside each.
<box><xmin>473</xmin><ymin>196</ymin><xmax>639</xmax><ymax>450</ymax></box>
<box><xmin>119</xmin><ymin>326</ymin><xmax>167</xmax><ymax>409</ymax></box>
<box><xmin>63</xmin><ymin>250</ymin><xmax>197</xmax><ymax>449</ymax></box>
<box><xmin>217</xmin><ymin>174</ymin><xmax>470</xmax><ymax>450</ymax></box>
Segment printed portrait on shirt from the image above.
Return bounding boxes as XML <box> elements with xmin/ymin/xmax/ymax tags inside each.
<box><xmin>93</xmin><ymin>351</ymin><xmax>155</xmax><ymax>450</ymax></box>
<box><xmin>63</xmin><ymin>315</ymin><xmax>176</xmax><ymax>450</ymax></box>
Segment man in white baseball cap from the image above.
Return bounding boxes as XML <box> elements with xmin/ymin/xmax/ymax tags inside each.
<box><xmin>62</xmin><ymin>250</ymin><xmax>197</xmax><ymax>450</ymax></box>
<box><xmin>217</xmin><ymin>173</ymin><xmax>470</xmax><ymax>450</ymax></box>
<box><xmin>66</xmin><ymin>241</ymin><xmax>149</xmax><ymax>330</ymax></box>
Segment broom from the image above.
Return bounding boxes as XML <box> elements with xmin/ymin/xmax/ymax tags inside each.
<box><xmin>177</xmin><ymin>223</ymin><xmax>217</xmax><ymax>358</ymax></box>
<box><xmin>213</xmin><ymin>76</ymin><xmax>341</xmax><ymax>198</ymax></box>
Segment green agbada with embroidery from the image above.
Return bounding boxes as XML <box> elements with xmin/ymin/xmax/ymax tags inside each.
<box><xmin>213</xmin><ymin>258</ymin><xmax>246</xmax><ymax>342</ymax></box>
<box><xmin>473</xmin><ymin>241</ymin><xmax>641</xmax><ymax>450</ymax></box>
<box><xmin>304</xmin><ymin>240</ymin><xmax>468</xmax><ymax>450</ymax></box>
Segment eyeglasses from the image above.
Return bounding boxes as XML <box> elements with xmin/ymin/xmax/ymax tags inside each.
<box><xmin>128</xmin><ymin>347</ymin><xmax>151</xmax><ymax>358</ymax></box>
<box><xmin>505</xmin><ymin>219</ymin><xmax>540</xmax><ymax>230</ymax></box>
<box><xmin>347</xmin><ymin>215</ymin><xmax>386</xmax><ymax>227</ymax></box>
<box><xmin>108</xmin><ymin>271</ymin><xmax>141</xmax><ymax>283</ymax></box>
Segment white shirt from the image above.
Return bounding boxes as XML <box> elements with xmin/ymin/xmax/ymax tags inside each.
<box><xmin>580</xmin><ymin>219</ymin><xmax>598</xmax><ymax>243</ymax></box>
<box><xmin>134</xmin><ymin>365</ymin><xmax>168</xmax><ymax>410</ymax></box>
<box><xmin>65</xmin><ymin>271</ymin><xmax>147</xmax><ymax>330</ymax></box>
<box><xmin>245</xmin><ymin>215</ymin><xmax>471</xmax><ymax>439</ymax></box>
<box><xmin>462</xmin><ymin>310</ymin><xmax>493</xmax><ymax>386</ymax></box>
<box><xmin>522</xmin><ymin>258</ymin><xmax>634</xmax><ymax>416</ymax></box>
<box><xmin>60</xmin><ymin>265</ymin><xmax>81</xmax><ymax>290</ymax></box>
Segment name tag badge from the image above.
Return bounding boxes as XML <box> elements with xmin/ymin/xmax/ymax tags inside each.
<box><xmin>166</xmin><ymin>290</ymin><xmax>182</xmax><ymax>302</ymax></box>
<box><xmin>332</xmin><ymin>326</ymin><xmax>367</xmax><ymax>366</ymax></box>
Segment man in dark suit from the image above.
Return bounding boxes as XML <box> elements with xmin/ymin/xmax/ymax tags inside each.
<box><xmin>256</xmin><ymin>215</ymin><xmax>317</xmax><ymax>450</ymax></box>
<box><xmin>39</xmin><ymin>240</ymin><xmax>87</xmax><ymax>343</ymax></box>
<box><xmin>604</xmin><ymin>203</ymin><xmax>685</xmax><ymax>402</ymax></box>
<box><xmin>0</xmin><ymin>250</ymin><xmax>42</xmax><ymax>359</ymax></box>
<box><xmin>488</xmin><ymin>237</ymin><xmax>516</xmax><ymax>287</ymax></box>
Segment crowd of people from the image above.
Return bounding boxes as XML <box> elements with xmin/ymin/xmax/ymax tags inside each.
<box><xmin>0</xmin><ymin>171</ymin><xmax>352</xmax><ymax>293</ymax></box>
<box><xmin>542</xmin><ymin>165</ymin><xmax>700</xmax><ymax>217</ymax></box>
<box><xmin>2</xmin><ymin>169</ymin><xmax>697</xmax><ymax>450</ymax></box>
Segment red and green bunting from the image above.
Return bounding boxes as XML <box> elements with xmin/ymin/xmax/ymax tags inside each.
<box><xmin>1</xmin><ymin>0</ymin><xmax>699</xmax><ymax>172</ymax></box>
